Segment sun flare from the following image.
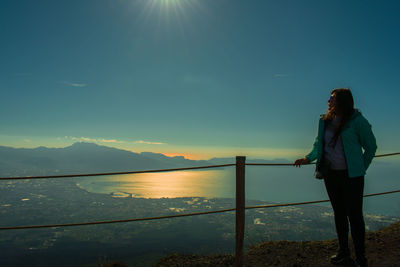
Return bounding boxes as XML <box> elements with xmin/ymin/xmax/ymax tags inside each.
<box><xmin>136</xmin><ymin>0</ymin><xmax>204</xmax><ymax>26</ymax></box>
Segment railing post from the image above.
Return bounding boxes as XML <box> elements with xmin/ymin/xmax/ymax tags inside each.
<box><xmin>235</xmin><ymin>156</ymin><xmax>246</xmax><ymax>267</ymax></box>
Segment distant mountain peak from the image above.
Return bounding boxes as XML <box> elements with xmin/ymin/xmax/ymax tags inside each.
<box><xmin>140</xmin><ymin>151</ymin><xmax>169</xmax><ymax>158</ymax></box>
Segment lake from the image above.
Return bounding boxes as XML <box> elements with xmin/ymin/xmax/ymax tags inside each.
<box><xmin>76</xmin><ymin>158</ymin><xmax>400</xmax><ymax>216</ymax></box>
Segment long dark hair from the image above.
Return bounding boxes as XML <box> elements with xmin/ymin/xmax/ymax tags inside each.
<box><xmin>323</xmin><ymin>88</ymin><xmax>355</xmax><ymax>146</ymax></box>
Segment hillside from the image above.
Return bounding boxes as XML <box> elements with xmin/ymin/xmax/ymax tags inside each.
<box><xmin>0</xmin><ymin>142</ymin><xmax>206</xmax><ymax>176</ymax></box>
<box><xmin>154</xmin><ymin>221</ymin><xmax>400</xmax><ymax>266</ymax></box>
<box><xmin>0</xmin><ymin>142</ymin><xmax>287</xmax><ymax>177</ymax></box>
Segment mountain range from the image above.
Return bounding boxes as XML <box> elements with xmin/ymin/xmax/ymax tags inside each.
<box><xmin>0</xmin><ymin>142</ymin><xmax>289</xmax><ymax>177</ymax></box>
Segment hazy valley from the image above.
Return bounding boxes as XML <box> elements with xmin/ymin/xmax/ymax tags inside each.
<box><xmin>1</xmin><ymin>143</ymin><xmax>399</xmax><ymax>266</ymax></box>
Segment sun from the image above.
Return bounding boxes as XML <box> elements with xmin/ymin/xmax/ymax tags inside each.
<box><xmin>136</xmin><ymin>0</ymin><xmax>204</xmax><ymax>25</ymax></box>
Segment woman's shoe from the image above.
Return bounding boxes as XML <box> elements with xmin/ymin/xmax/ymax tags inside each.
<box><xmin>356</xmin><ymin>255</ymin><xmax>368</xmax><ymax>267</ymax></box>
<box><xmin>330</xmin><ymin>250</ymin><xmax>352</xmax><ymax>265</ymax></box>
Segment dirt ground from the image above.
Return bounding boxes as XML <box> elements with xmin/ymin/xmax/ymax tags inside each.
<box><xmin>154</xmin><ymin>221</ymin><xmax>400</xmax><ymax>267</ymax></box>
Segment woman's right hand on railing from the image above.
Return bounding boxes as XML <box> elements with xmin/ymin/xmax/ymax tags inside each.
<box><xmin>293</xmin><ymin>157</ymin><xmax>310</xmax><ymax>167</ymax></box>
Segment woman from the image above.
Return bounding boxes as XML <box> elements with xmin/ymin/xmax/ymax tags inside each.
<box><xmin>294</xmin><ymin>88</ymin><xmax>377</xmax><ymax>266</ymax></box>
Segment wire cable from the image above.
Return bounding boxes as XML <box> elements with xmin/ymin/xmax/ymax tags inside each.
<box><xmin>246</xmin><ymin>152</ymin><xmax>400</xmax><ymax>166</ymax></box>
<box><xmin>0</xmin><ymin>208</ymin><xmax>236</xmax><ymax>231</ymax></box>
<box><xmin>245</xmin><ymin>189</ymin><xmax>400</xmax><ymax>210</ymax></box>
<box><xmin>1</xmin><ymin>152</ymin><xmax>397</xmax><ymax>180</ymax></box>
<box><xmin>0</xmin><ymin>164</ymin><xmax>235</xmax><ymax>181</ymax></box>
<box><xmin>1</xmin><ymin>189</ymin><xmax>399</xmax><ymax>231</ymax></box>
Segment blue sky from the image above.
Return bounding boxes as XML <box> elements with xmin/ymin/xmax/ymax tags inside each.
<box><xmin>1</xmin><ymin>0</ymin><xmax>400</xmax><ymax>159</ymax></box>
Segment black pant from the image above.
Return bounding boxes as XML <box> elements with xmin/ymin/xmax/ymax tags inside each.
<box><xmin>324</xmin><ymin>169</ymin><xmax>365</xmax><ymax>257</ymax></box>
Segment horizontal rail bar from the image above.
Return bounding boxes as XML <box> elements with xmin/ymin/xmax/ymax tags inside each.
<box><xmin>245</xmin><ymin>199</ymin><xmax>330</xmax><ymax>209</ymax></box>
<box><xmin>246</xmin><ymin>163</ymin><xmax>305</xmax><ymax>166</ymax></box>
<box><xmin>362</xmin><ymin>189</ymin><xmax>400</xmax><ymax>198</ymax></box>
<box><xmin>1</xmin><ymin>189</ymin><xmax>399</xmax><ymax>231</ymax></box>
<box><xmin>373</xmin><ymin>152</ymin><xmax>400</xmax><ymax>158</ymax></box>
<box><xmin>0</xmin><ymin>208</ymin><xmax>236</xmax><ymax>231</ymax></box>
<box><xmin>0</xmin><ymin>164</ymin><xmax>235</xmax><ymax>181</ymax></box>
<box><xmin>245</xmin><ymin>189</ymin><xmax>400</xmax><ymax>210</ymax></box>
<box><xmin>246</xmin><ymin>152</ymin><xmax>400</xmax><ymax>166</ymax></box>
<box><xmin>0</xmin><ymin>153</ymin><xmax>398</xmax><ymax>181</ymax></box>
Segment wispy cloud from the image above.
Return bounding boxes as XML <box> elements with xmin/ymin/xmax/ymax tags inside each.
<box><xmin>100</xmin><ymin>139</ymin><xmax>123</xmax><ymax>143</ymax></box>
<box><xmin>135</xmin><ymin>140</ymin><xmax>165</xmax><ymax>145</ymax></box>
<box><xmin>63</xmin><ymin>136</ymin><xmax>164</xmax><ymax>146</ymax></box>
<box><xmin>66</xmin><ymin>136</ymin><xmax>97</xmax><ymax>142</ymax></box>
<box><xmin>273</xmin><ymin>74</ymin><xmax>290</xmax><ymax>78</ymax></box>
<box><xmin>65</xmin><ymin>136</ymin><xmax>124</xmax><ymax>144</ymax></box>
<box><xmin>80</xmin><ymin>137</ymin><xmax>98</xmax><ymax>142</ymax></box>
<box><xmin>62</xmin><ymin>81</ymin><xmax>87</xmax><ymax>87</ymax></box>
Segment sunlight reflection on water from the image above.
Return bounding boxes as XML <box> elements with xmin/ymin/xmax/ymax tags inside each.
<box><xmin>76</xmin><ymin>169</ymin><xmax>236</xmax><ymax>199</ymax></box>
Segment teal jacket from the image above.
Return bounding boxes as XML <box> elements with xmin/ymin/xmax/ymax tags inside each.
<box><xmin>306</xmin><ymin>110</ymin><xmax>377</xmax><ymax>178</ymax></box>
